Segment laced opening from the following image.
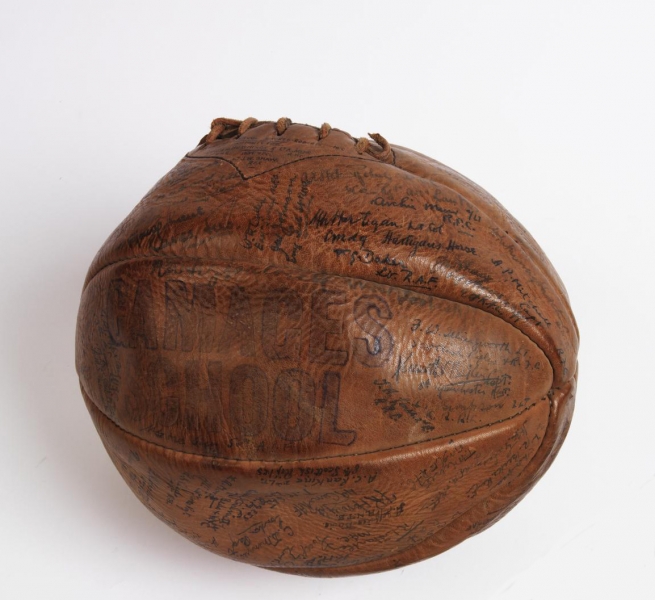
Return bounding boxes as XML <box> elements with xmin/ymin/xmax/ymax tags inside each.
<box><xmin>355</xmin><ymin>132</ymin><xmax>392</xmax><ymax>163</ymax></box>
<box><xmin>275</xmin><ymin>117</ymin><xmax>292</xmax><ymax>135</ymax></box>
<box><xmin>198</xmin><ymin>118</ymin><xmax>392</xmax><ymax>163</ymax></box>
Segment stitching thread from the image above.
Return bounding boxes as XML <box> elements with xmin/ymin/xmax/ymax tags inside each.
<box><xmin>197</xmin><ymin>117</ymin><xmax>391</xmax><ymax>164</ymax></box>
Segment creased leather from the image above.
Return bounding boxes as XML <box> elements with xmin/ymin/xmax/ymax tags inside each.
<box><xmin>75</xmin><ymin>119</ymin><xmax>578</xmax><ymax>576</ymax></box>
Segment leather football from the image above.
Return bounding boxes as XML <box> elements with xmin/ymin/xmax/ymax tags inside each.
<box><xmin>75</xmin><ymin>117</ymin><xmax>579</xmax><ymax>576</ymax></box>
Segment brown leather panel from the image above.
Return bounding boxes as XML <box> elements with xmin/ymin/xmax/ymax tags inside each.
<box><xmin>274</xmin><ymin>376</ymin><xmax>575</xmax><ymax>576</ymax></box>
<box><xmin>84</xmin><ymin>385</ymin><xmax>551</xmax><ymax>574</ymax></box>
<box><xmin>77</xmin><ymin>257</ymin><xmax>552</xmax><ymax>461</ymax></box>
<box><xmin>392</xmin><ymin>144</ymin><xmax>579</xmax><ymax>370</ymax></box>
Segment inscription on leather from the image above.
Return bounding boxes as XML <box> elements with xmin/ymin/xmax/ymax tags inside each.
<box><xmin>75</xmin><ymin>118</ymin><xmax>578</xmax><ymax>576</ymax></box>
<box><xmin>77</xmin><ymin>259</ymin><xmax>553</xmax><ymax>461</ymax></box>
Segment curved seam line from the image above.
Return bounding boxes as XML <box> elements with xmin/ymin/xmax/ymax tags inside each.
<box><xmin>88</xmin><ymin>137</ymin><xmax>572</xmax><ymax>374</ymax></box>
<box><xmin>392</xmin><ymin>148</ymin><xmax>578</xmax><ymax>348</ymax></box>
<box><xmin>269</xmin><ymin>392</ymin><xmax>557</xmax><ymax>572</ymax></box>
<box><xmin>184</xmin><ymin>152</ymin><xmax>391</xmax><ymax>181</ymax></box>
<box><xmin>81</xmin><ymin>252</ymin><xmax>559</xmax><ymax>430</ymax></box>
<box><xmin>81</xmin><ymin>254</ymin><xmax>554</xmax><ymax>375</ymax></box>
<box><xmin>82</xmin><ymin>383</ymin><xmax>547</xmax><ymax>464</ymax></box>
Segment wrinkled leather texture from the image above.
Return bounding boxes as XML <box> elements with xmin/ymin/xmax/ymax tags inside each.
<box><xmin>76</xmin><ymin>119</ymin><xmax>579</xmax><ymax>576</ymax></box>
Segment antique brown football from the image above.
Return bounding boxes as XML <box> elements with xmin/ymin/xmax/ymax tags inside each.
<box><xmin>75</xmin><ymin>117</ymin><xmax>578</xmax><ymax>576</ymax></box>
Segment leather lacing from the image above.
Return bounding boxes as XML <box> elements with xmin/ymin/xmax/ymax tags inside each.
<box><xmin>198</xmin><ymin>117</ymin><xmax>393</xmax><ymax>163</ymax></box>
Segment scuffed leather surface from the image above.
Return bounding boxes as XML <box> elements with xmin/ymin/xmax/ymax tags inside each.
<box><xmin>76</xmin><ymin>119</ymin><xmax>578</xmax><ymax>576</ymax></box>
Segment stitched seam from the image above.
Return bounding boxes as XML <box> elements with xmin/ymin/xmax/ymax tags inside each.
<box><xmin>269</xmin><ymin>411</ymin><xmax>553</xmax><ymax>573</ymax></box>
<box><xmin>89</xmin><ymin>379</ymin><xmax>556</xmax><ymax>575</ymax></box>
<box><xmin>82</xmin><ymin>383</ymin><xmax>548</xmax><ymax>464</ymax></box>
<box><xmin>198</xmin><ymin>119</ymin><xmax>395</xmax><ymax>165</ymax></box>
<box><xmin>82</xmin><ymin>255</ymin><xmax>558</xmax><ymax>388</ymax></box>
<box><xmin>268</xmin><ymin>389</ymin><xmax>563</xmax><ymax>572</ymax></box>
<box><xmin>82</xmin><ymin>254</ymin><xmax>559</xmax><ymax>455</ymax></box>
<box><xmin>82</xmin><ymin>254</ymin><xmax>548</xmax><ymax>366</ymax></box>
<box><xmin>390</xmin><ymin>147</ymin><xmax>578</xmax><ymax>350</ymax></box>
<box><xmin>81</xmin><ymin>252</ymin><xmax>558</xmax><ymax>448</ymax></box>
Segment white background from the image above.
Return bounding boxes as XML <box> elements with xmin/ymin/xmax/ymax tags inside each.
<box><xmin>1</xmin><ymin>1</ymin><xmax>654</xmax><ymax>598</ymax></box>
